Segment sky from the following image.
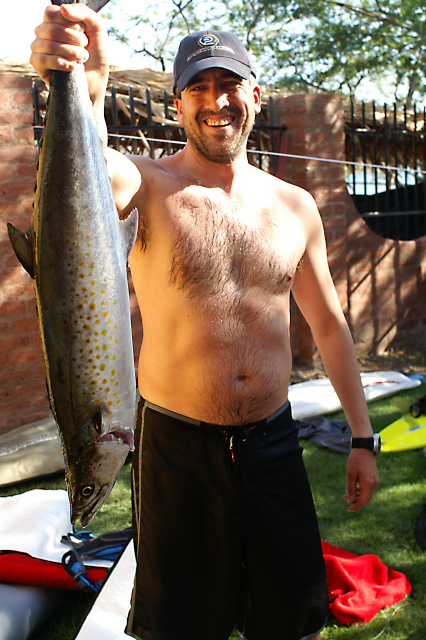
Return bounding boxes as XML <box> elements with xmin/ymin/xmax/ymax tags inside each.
<box><xmin>0</xmin><ymin>0</ymin><xmax>143</xmax><ymax>68</ymax></box>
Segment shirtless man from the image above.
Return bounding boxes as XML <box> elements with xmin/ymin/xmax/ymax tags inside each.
<box><xmin>31</xmin><ymin>5</ymin><xmax>379</xmax><ymax>640</ymax></box>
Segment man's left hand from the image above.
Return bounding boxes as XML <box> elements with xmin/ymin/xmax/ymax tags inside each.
<box><xmin>344</xmin><ymin>448</ymin><xmax>380</xmax><ymax>512</ymax></box>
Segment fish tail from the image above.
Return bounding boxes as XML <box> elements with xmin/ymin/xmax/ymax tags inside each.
<box><xmin>51</xmin><ymin>0</ymin><xmax>111</xmax><ymax>13</ymax></box>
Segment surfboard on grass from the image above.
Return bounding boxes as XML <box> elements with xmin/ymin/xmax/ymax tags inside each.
<box><xmin>289</xmin><ymin>371</ymin><xmax>422</xmax><ymax>420</ymax></box>
<box><xmin>379</xmin><ymin>413</ymin><xmax>426</xmax><ymax>452</ymax></box>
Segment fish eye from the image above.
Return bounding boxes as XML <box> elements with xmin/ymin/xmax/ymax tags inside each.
<box><xmin>80</xmin><ymin>484</ymin><xmax>94</xmax><ymax>498</ymax></box>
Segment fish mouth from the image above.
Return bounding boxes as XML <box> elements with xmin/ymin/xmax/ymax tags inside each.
<box><xmin>96</xmin><ymin>427</ymin><xmax>134</xmax><ymax>450</ymax></box>
<box><xmin>76</xmin><ymin>485</ymin><xmax>111</xmax><ymax>528</ymax></box>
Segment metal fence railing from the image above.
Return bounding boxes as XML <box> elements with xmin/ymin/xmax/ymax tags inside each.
<box><xmin>345</xmin><ymin>100</ymin><xmax>426</xmax><ymax>240</ymax></box>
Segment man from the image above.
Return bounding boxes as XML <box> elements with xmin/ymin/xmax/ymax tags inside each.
<box><xmin>31</xmin><ymin>5</ymin><xmax>379</xmax><ymax>640</ymax></box>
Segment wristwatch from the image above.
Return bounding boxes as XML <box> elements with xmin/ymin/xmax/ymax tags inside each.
<box><xmin>350</xmin><ymin>433</ymin><xmax>381</xmax><ymax>454</ymax></box>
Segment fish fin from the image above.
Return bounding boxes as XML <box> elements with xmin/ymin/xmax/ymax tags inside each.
<box><xmin>51</xmin><ymin>0</ymin><xmax>110</xmax><ymax>13</ymax></box>
<box><xmin>119</xmin><ymin>208</ymin><xmax>139</xmax><ymax>259</ymax></box>
<box><xmin>7</xmin><ymin>223</ymin><xmax>35</xmax><ymax>278</ymax></box>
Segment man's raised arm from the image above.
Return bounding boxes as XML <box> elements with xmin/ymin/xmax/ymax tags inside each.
<box><xmin>30</xmin><ymin>3</ymin><xmax>141</xmax><ymax>213</ymax></box>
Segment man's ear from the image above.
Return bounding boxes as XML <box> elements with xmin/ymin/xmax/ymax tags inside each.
<box><xmin>174</xmin><ymin>97</ymin><xmax>184</xmax><ymax>125</ymax></box>
<box><xmin>253</xmin><ymin>83</ymin><xmax>261</xmax><ymax>115</ymax></box>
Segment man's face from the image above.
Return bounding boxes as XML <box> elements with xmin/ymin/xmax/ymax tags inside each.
<box><xmin>175</xmin><ymin>68</ymin><xmax>261</xmax><ymax>164</ymax></box>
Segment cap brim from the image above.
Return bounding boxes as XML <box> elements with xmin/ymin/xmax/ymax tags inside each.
<box><xmin>176</xmin><ymin>57</ymin><xmax>254</xmax><ymax>92</ymax></box>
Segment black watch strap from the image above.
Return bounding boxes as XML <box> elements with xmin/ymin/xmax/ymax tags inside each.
<box><xmin>350</xmin><ymin>433</ymin><xmax>381</xmax><ymax>454</ymax></box>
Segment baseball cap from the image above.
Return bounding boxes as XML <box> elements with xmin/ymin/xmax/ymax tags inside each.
<box><xmin>173</xmin><ymin>30</ymin><xmax>256</xmax><ymax>94</ymax></box>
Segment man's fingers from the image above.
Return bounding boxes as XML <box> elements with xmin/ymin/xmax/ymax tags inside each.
<box><xmin>345</xmin><ymin>449</ymin><xmax>380</xmax><ymax>513</ymax></box>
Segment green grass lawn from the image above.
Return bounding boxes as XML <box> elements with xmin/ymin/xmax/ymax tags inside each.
<box><xmin>1</xmin><ymin>382</ymin><xmax>425</xmax><ymax>640</ymax></box>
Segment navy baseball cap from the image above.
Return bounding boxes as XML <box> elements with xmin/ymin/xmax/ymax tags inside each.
<box><xmin>173</xmin><ymin>30</ymin><xmax>256</xmax><ymax>94</ymax></box>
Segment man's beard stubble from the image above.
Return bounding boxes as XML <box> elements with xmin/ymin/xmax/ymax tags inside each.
<box><xmin>183</xmin><ymin>107</ymin><xmax>255</xmax><ymax>165</ymax></box>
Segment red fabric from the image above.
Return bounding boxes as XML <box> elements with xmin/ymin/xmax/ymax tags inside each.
<box><xmin>322</xmin><ymin>541</ymin><xmax>411</xmax><ymax>624</ymax></box>
<box><xmin>0</xmin><ymin>552</ymin><xmax>107</xmax><ymax>591</ymax></box>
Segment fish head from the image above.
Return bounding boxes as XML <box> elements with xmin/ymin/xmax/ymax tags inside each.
<box><xmin>67</xmin><ymin>426</ymin><xmax>134</xmax><ymax>527</ymax></box>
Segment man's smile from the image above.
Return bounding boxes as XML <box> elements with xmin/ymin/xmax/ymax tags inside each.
<box><xmin>204</xmin><ymin>115</ymin><xmax>235</xmax><ymax>127</ymax></box>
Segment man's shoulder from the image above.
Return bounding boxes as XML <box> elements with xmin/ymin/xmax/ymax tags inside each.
<box><xmin>249</xmin><ymin>165</ymin><xmax>316</xmax><ymax>207</ymax></box>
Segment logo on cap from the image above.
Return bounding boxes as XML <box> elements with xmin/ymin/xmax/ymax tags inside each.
<box><xmin>198</xmin><ymin>34</ymin><xmax>219</xmax><ymax>47</ymax></box>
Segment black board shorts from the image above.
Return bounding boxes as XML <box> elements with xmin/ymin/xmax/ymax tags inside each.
<box><xmin>126</xmin><ymin>398</ymin><xmax>328</xmax><ymax>640</ymax></box>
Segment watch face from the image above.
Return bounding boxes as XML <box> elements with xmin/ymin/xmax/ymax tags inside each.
<box><xmin>373</xmin><ymin>433</ymin><xmax>381</xmax><ymax>454</ymax></box>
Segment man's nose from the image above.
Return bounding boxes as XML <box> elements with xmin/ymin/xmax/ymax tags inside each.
<box><xmin>205</xmin><ymin>84</ymin><xmax>230</xmax><ymax>110</ymax></box>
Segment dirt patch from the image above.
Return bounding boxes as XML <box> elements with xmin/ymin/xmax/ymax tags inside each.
<box><xmin>290</xmin><ymin>348</ymin><xmax>425</xmax><ymax>384</ymax></box>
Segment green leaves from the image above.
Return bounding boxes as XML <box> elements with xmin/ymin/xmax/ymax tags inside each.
<box><xmin>105</xmin><ymin>0</ymin><xmax>426</xmax><ymax>103</ymax></box>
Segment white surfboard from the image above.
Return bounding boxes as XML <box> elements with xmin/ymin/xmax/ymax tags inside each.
<box><xmin>289</xmin><ymin>371</ymin><xmax>422</xmax><ymax>420</ymax></box>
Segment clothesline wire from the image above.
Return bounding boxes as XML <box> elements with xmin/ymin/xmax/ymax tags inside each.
<box><xmin>107</xmin><ymin>132</ymin><xmax>426</xmax><ymax>176</ymax></box>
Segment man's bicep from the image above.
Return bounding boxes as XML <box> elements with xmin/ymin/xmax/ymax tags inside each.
<box><xmin>105</xmin><ymin>148</ymin><xmax>142</xmax><ymax>214</ymax></box>
<box><xmin>291</xmin><ymin>223</ymin><xmax>345</xmax><ymax>337</ymax></box>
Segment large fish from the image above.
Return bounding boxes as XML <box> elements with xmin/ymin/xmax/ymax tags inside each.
<box><xmin>8</xmin><ymin>0</ymin><xmax>138</xmax><ymax>527</ymax></box>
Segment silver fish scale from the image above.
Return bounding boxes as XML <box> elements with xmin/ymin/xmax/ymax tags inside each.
<box><xmin>64</xmin><ymin>221</ymin><xmax>128</xmax><ymax>421</ymax></box>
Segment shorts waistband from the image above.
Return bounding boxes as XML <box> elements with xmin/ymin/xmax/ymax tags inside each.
<box><xmin>143</xmin><ymin>399</ymin><xmax>290</xmax><ymax>438</ymax></box>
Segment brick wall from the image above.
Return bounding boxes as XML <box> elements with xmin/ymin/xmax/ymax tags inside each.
<box><xmin>0</xmin><ymin>73</ymin><xmax>43</xmax><ymax>433</ymax></box>
<box><xmin>271</xmin><ymin>93</ymin><xmax>426</xmax><ymax>363</ymax></box>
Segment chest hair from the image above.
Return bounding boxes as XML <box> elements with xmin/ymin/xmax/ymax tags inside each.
<box><xmin>168</xmin><ymin>189</ymin><xmax>295</xmax><ymax>302</ymax></box>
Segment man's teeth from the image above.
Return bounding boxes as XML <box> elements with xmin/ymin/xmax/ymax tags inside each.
<box><xmin>205</xmin><ymin>117</ymin><xmax>233</xmax><ymax>126</ymax></box>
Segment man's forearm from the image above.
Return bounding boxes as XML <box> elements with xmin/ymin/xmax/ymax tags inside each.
<box><xmin>314</xmin><ymin>322</ymin><xmax>374</xmax><ymax>437</ymax></box>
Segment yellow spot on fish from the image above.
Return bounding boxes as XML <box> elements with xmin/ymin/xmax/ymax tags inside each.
<box><xmin>102</xmin><ymin>329</ymin><xmax>107</xmax><ymax>336</ymax></box>
<box><xmin>103</xmin><ymin>312</ymin><xmax>108</xmax><ymax>317</ymax></box>
<box><xmin>102</xmin><ymin>345</ymin><xmax>107</xmax><ymax>351</ymax></box>
<box><xmin>100</xmin><ymin>364</ymin><xmax>105</xmax><ymax>371</ymax></box>
<box><xmin>105</xmin><ymin>387</ymin><xmax>110</xmax><ymax>392</ymax></box>
<box><xmin>90</xmin><ymin>380</ymin><xmax>97</xmax><ymax>386</ymax></box>
<box><xmin>107</xmin><ymin>401</ymin><xmax>113</xmax><ymax>407</ymax></box>
<box><xmin>90</xmin><ymin>303</ymin><xmax>96</xmax><ymax>310</ymax></box>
